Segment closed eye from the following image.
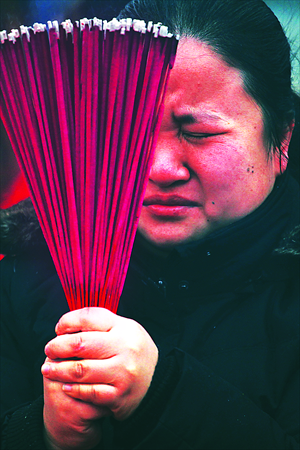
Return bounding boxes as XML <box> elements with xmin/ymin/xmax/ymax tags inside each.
<box><xmin>180</xmin><ymin>130</ymin><xmax>227</xmax><ymax>142</ymax></box>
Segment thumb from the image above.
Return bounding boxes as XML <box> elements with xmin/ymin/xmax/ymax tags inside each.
<box><xmin>55</xmin><ymin>307</ymin><xmax>117</xmax><ymax>335</ymax></box>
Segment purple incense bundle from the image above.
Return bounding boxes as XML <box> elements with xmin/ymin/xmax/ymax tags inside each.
<box><xmin>0</xmin><ymin>18</ymin><xmax>178</xmax><ymax>312</ymax></box>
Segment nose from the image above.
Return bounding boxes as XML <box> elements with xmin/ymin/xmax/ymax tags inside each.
<box><xmin>148</xmin><ymin>137</ymin><xmax>190</xmax><ymax>187</ymax></box>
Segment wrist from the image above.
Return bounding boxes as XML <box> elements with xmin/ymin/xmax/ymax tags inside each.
<box><xmin>43</xmin><ymin>421</ymin><xmax>102</xmax><ymax>450</ymax></box>
<box><xmin>112</xmin><ymin>354</ymin><xmax>180</xmax><ymax>447</ymax></box>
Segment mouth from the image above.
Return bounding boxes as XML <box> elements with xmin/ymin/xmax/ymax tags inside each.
<box><xmin>143</xmin><ymin>195</ymin><xmax>200</xmax><ymax>207</ymax></box>
<box><xmin>143</xmin><ymin>195</ymin><xmax>200</xmax><ymax>218</ymax></box>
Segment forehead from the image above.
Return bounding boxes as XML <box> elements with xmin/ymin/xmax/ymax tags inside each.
<box><xmin>167</xmin><ymin>38</ymin><xmax>261</xmax><ymax>122</ymax></box>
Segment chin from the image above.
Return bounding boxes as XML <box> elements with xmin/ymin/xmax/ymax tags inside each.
<box><xmin>137</xmin><ymin>227</ymin><xmax>206</xmax><ymax>249</ymax></box>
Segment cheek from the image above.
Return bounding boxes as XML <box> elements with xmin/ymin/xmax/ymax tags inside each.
<box><xmin>194</xmin><ymin>144</ymin><xmax>247</xmax><ymax>189</ymax></box>
<box><xmin>196</xmin><ymin>144</ymin><xmax>270</xmax><ymax>211</ymax></box>
<box><xmin>202</xmin><ymin>146</ymin><xmax>276</xmax><ymax>220</ymax></box>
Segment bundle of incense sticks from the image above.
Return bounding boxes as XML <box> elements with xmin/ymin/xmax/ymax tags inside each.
<box><xmin>0</xmin><ymin>18</ymin><xmax>178</xmax><ymax>312</ymax></box>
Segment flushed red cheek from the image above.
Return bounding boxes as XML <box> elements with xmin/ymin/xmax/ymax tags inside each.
<box><xmin>200</xmin><ymin>144</ymin><xmax>249</xmax><ymax>182</ymax></box>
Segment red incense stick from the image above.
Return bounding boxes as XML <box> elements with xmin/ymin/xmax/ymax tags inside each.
<box><xmin>0</xmin><ymin>18</ymin><xmax>178</xmax><ymax>312</ymax></box>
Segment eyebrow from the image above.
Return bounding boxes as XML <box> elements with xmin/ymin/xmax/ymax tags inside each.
<box><xmin>172</xmin><ymin>112</ymin><xmax>225</xmax><ymax>124</ymax></box>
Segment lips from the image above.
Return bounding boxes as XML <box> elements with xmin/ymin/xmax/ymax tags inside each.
<box><xmin>143</xmin><ymin>195</ymin><xmax>200</xmax><ymax>207</ymax></box>
<box><xmin>142</xmin><ymin>195</ymin><xmax>200</xmax><ymax>218</ymax></box>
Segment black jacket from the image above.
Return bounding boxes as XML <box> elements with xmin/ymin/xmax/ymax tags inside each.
<box><xmin>0</xmin><ymin>172</ymin><xmax>299</xmax><ymax>449</ymax></box>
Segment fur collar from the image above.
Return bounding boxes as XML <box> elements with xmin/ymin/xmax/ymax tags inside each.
<box><xmin>0</xmin><ymin>197</ymin><xmax>299</xmax><ymax>257</ymax></box>
<box><xmin>0</xmin><ymin>198</ymin><xmax>45</xmax><ymax>255</ymax></box>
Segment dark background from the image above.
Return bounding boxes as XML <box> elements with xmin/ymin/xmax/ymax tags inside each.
<box><xmin>0</xmin><ymin>1</ymin><xmax>129</xmax><ymax>29</ymax></box>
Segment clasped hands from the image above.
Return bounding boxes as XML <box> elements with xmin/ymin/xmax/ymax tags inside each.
<box><xmin>41</xmin><ymin>307</ymin><xmax>158</xmax><ymax>450</ymax></box>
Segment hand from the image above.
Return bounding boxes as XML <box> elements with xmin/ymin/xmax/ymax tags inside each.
<box><xmin>42</xmin><ymin>307</ymin><xmax>158</xmax><ymax>422</ymax></box>
<box><xmin>43</xmin><ymin>364</ymin><xmax>109</xmax><ymax>450</ymax></box>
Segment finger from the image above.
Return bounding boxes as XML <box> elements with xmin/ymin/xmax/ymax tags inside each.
<box><xmin>41</xmin><ymin>357</ymin><xmax>119</xmax><ymax>384</ymax></box>
<box><xmin>55</xmin><ymin>307</ymin><xmax>117</xmax><ymax>335</ymax></box>
<box><xmin>45</xmin><ymin>331</ymin><xmax>117</xmax><ymax>360</ymax></box>
<box><xmin>62</xmin><ymin>383</ymin><xmax>117</xmax><ymax>408</ymax></box>
<box><xmin>43</xmin><ymin>377</ymin><xmax>111</xmax><ymax>420</ymax></box>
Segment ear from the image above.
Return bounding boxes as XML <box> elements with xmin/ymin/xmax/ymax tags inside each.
<box><xmin>274</xmin><ymin>121</ymin><xmax>294</xmax><ymax>175</ymax></box>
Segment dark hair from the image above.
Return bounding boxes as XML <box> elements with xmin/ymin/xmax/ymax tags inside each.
<box><xmin>118</xmin><ymin>0</ymin><xmax>297</xmax><ymax>168</ymax></box>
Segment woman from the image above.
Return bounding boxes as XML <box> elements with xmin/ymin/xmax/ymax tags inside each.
<box><xmin>0</xmin><ymin>0</ymin><xmax>299</xmax><ymax>449</ymax></box>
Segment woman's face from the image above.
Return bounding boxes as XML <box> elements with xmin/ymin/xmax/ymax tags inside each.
<box><xmin>138</xmin><ymin>38</ymin><xmax>282</xmax><ymax>248</ymax></box>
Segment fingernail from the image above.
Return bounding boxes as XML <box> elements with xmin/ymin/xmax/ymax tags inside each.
<box><xmin>62</xmin><ymin>384</ymin><xmax>72</xmax><ymax>392</ymax></box>
<box><xmin>41</xmin><ymin>364</ymin><xmax>50</xmax><ymax>375</ymax></box>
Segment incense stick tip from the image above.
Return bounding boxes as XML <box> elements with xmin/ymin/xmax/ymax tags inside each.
<box><xmin>20</xmin><ymin>25</ymin><xmax>31</xmax><ymax>41</ymax></box>
<box><xmin>133</xmin><ymin>19</ymin><xmax>146</xmax><ymax>34</ymax></box>
<box><xmin>108</xmin><ymin>18</ymin><xmax>122</xmax><ymax>32</ymax></box>
<box><xmin>33</xmin><ymin>22</ymin><xmax>47</xmax><ymax>33</ymax></box>
<box><xmin>102</xmin><ymin>20</ymin><xmax>108</xmax><ymax>32</ymax></box>
<box><xmin>119</xmin><ymin>19</ymin><xmax>127</xmax><ymax>34</ymax></box>
<box><xmin>61</xmin><ymin>19</ymin><xmax>73</xmax><ymax>34</ymax></box>
<box><xmin>7</xmin><ymin>29</ymin><xmax>20</xmax><ymax>43</ymax></box>
<box><xmin>0</xmin><ymin>30</ymin><xmax>7</xmax><ymax>44</ymax></box>
<box><xmin>126</xmin><ymin>18</ymin><xmax>132</xmax><ymax>32</ymax></box>
<box><xmin>159</xmin><ymin>25</ymin><xmax>168</xmax><ymax>37</ymax></box>
<box><xmin>80</xmin><ymin>18</ymin><xmax>90</xmax><ymax>31</ymax></box>
<box><xmin>48</xmin><ymin>20</ymin><xmax>59</xmax><ymax>36</ymax></box>
<box><xmin>93</xmin><ymin>17</ymin><xmax>102</xmax><ymax>30</ymax></box>
<box><xmin>152</xmin><ymin>22</ymin><xmax>161</xmax><ymax>38</ymax></box>
<box><xmin>147</xmin><ymin>21</ymin><xmax>153</xmax><ymax>33</ymax></box>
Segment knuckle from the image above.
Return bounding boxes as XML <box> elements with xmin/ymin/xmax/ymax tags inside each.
<box><xmin>72</xmin><ymin>361</ymin><xmax>86</xmax><ymax>379</ymax></box>
<box><xmin>127</xmin><ymin>342</ymin><xmax>142</xmax><ymax>364</ymax></box>
<box><xmin>79</xmin><ymin>307</ymin><xmax>92</xmax><ymax>328</ymax></box>
<box><xmin>90</xmin><ymin>385</ymin><xmax>99</xmax><ymax>403</ymax></box>
<box><xmin>71</xmin><ymin>334</ymin><xmax>84</xmax><ymax>355</ymax></box>
<box><xmin>124</xmin><ymin>361</ymin><xmax>139</xmax><ymax>382</ymax></box>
